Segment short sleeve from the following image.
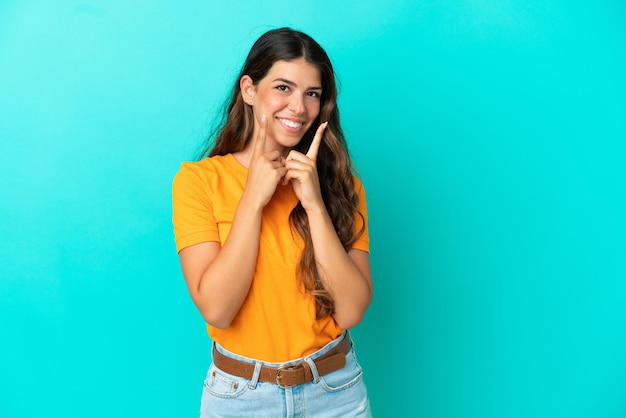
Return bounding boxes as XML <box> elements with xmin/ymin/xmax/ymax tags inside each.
<box><xmin>172</xmin><ymin>162</ymin><xmax>220</xmax><ymax>253</ymax></box>
<box><xmin>351</xmin><ymin>177</ymin><xmax>370</xmax><ymax>253</ymax></box>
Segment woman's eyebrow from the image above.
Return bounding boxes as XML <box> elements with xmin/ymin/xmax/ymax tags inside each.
<box><xmin>273</xmin><ymin>78</ymin><xmax>322</xmax><ymax>90</ymax></box>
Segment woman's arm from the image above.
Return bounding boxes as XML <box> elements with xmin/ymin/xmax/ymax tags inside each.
<box><xmin>306</xmin><ymin>209</ymin><xmax>373</xmax><ymax>329</ymax></box>
<box><xmin>284</xmin><ymin>123</ymin><xmax>372</xmax><ymax>329</ymax></box>
<box><xmin>178</xmin><ymin>193</ymin><xmax>262</xmax><ymax>329</ymax></box>
<box><xmin>178</xmin><ymin>116</ymin><xmax>287</xmax><ymax>328</ymax></box>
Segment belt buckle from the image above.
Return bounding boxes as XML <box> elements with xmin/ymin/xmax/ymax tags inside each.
<box><xmin>276</xmin><ymin>364</ymin><xmax>297</xmax><ymax>389</ymax></box>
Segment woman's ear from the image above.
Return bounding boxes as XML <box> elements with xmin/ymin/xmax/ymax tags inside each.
<box><xmin>240</xmin><ymin>75</ymin><xmax>255</xmax><ymax>105</ymax></box>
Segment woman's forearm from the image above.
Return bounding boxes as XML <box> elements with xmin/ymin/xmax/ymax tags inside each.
<box><xmin>306</xmin><ymin>207</ymin><xmax>373</xmax><ymax>329</ymax></box>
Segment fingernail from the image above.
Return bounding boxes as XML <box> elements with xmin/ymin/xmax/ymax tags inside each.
<box><xmin>261</xmin><ymin>114</ymin><xmax>267</xmax><ymax>123</ymax></box>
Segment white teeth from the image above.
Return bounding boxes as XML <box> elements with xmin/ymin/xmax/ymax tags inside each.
<box><xmin>279</xmin><ymin>118</ymin><xmax>303</xmax><ymax>129</ymax></box>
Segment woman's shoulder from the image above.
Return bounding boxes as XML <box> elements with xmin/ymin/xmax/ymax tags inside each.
<box><xmin>180</xmin><ymin>154</ymin><xmax>228</xmax><ymax>170</ymax></box>
<box><xmin>173</xmin><ymin>156</ymin><xmax>226</xmax><ymax>192</ymax></box>
<box><xmin>176</xmin><ymin>154</ymin><xmax>239</xmax><ymax>179</ymax></box>
<box><xmin>351</xmin><ymin>171</ymin><xmax>366</xmax><ymax>192</ymax></box>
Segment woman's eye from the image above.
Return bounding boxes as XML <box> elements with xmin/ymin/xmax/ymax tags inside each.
<box><xmin>307</xmin><ymin>91</ymin><xmax>321</xmax><ymax>98</ymax></box>
<box><xmin>276</xmin><ymin>85</ymin><xmax>289</xmax><ymax>92</ymax></box>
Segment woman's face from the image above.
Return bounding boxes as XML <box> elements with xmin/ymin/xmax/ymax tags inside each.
<box><xmin>241</xmin><ymin>58</ymin><xmax>322</xmax><ymax>154</ymax></box>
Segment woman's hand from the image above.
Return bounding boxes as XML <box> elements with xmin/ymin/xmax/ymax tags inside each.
<box><xmin>244</xmin><ymin>115</ymin><xmax>288</xmax><ymax>208</ymax></box>
<box><xmin>283</xmin><ymin>122</ymin><xmax>328</xmax><ymax>211</ymax></box>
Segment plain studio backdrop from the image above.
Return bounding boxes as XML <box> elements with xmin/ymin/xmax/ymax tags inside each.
<box><xmin>1</xmin><ymin>1</ymin><xmax>625</xmax><ymax>417</ymax></box>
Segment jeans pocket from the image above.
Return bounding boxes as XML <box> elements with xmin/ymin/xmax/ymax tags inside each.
<box><xmin>203</xmin><ymin>363</ymin><xmax>249</xmax><ymax>399</ymax></box>
<box><xmin>319</xmin><ymin>350</ymin><xmax>363</xmax><ymax>393</ymax></box>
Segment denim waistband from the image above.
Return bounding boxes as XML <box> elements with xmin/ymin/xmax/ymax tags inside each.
<box><xmin>213</xmin><ymin>331</ymin><xmax>351</xmax><ymax>368</ymax></box>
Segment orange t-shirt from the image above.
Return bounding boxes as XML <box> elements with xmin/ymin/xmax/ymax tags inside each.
<box><xmin>172</xmin><ymin>154</ymin><xmax>369</xmax><ymax>362</ymax></box>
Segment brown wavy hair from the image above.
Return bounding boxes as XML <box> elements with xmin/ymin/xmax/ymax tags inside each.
<box><xmin>198</xmin><ymin>28</ymin><xmax>364</xmax><ymax>319</ymax></box>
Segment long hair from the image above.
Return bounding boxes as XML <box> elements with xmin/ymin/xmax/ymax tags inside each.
<box><xmin>198</xmin><ymin>28</ymin><xmax>363</xmax><ymax>319</ymax></box>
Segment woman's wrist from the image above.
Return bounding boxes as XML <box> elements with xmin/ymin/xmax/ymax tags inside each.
<box><xmin>304</xmin><ymin>202</ymin><xmax>330</xmax><ymax>223</ymax></box>
<box><xmin>238</xmin><ymin>190</ymin><xmax>266</xmax><ymax>215</ymax></box>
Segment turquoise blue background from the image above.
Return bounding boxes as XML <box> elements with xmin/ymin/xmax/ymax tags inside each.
<box><xmin>1</xmin><ymin>1</ymin><xmax>625</xmax><ymax>417</ymax></box>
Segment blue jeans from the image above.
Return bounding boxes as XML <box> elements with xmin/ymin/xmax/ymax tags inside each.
<box><xmin>200</xmin><ymin>332</ymin><xmax>372</xmax><ymax>417</ymax></box>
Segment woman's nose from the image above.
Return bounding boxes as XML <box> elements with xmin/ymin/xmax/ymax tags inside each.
<box><xmin>288</xmin><ymin>95</ymin><xmax>306</xmax><ymax>114</ymax></box>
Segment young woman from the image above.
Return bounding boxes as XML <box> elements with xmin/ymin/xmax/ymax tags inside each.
<box><xmin>172</xmin><ymin>27</ymin><xmax>373</xmax><ymax>417</ymax></box>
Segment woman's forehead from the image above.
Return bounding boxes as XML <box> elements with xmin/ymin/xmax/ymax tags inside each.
<box><xmin>263</xmin><ymin>59</ymin><xmax>322</xmax><ymax>87</ymax></box>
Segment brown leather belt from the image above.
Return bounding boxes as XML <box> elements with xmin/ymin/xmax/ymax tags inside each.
<box><xmin>212</xmin><ymin>335</ymin><xmax>352</xmax><ymax>388</ymax></box>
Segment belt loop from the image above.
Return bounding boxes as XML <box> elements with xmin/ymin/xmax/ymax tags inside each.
<box><xmin>248</xmin><ymin>361</ymin><xmax>262</xmax><ymax>389</ymax></box>
<box><xmin>304</xmin><ymin>357</ymin><xmax>320</xmax><ymax>383</ymax></box>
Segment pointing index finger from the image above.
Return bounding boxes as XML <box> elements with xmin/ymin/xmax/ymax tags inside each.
<box><xmin>253</xmin><ymin>114</ymin><xmax>267</xmax><ymax>157</ymax></box>
<box><xmin>306</xmin><ymin>122</ymin><xmax>327</xmax><ymax>161</ymax></box>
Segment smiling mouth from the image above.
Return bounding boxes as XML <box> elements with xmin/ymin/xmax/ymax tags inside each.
<box><xmin>278</xmin><ymin>118</ymin><xmax>304</xmax><ymax>130</ymax></box>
